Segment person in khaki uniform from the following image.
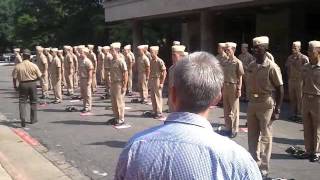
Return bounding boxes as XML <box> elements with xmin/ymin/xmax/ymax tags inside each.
<box><xmin>216</xmin><ymin>43</ymin><xmax>228</xmax><ymax>63</ymax></box>
<box><xmin>44</xmin><ymin>48</ymin><xmax>53</xmax><ymax>90</ymax></box>
<box><xmin>285</xmin><ymin>41</ymin><xmax>309</xmax><ymax>121</ymax></box>
<box><xmin>238</xmin><ymin>43</ymin><xmax>255</xmax><ymax>101</ymax></box>
<box><xmin>64</xmin><ymin>46</ymin><xmax>74</xmax><ymax>96</ymax></box>
<box><xmin>102</xmin><ymin>46</ymin><xmax>112</xmax><ymax>98</ymax></box>
<box><xmin>88</xmin><ymin>45</ymin><xmax>97</xmax><ymax>93</ymax></box>
<box><xmin>168</xmin><ymin>45</ymin><xmax>187</xmax><ymax>112</ymax></box>
<box><xmin>137</xmin><ymin>45</ymin><xmax>150</xmax><ymax>103</ymax></box>
<box><xmin>14</xmin><ymin>48</ymin><xmax>23</xmax><ymax>64</ymax></box>
<box><xmin>50</xmin><ymin>48</ymin><xmax>62</xmax><ymax>103</ymax></box>
<box><xmin>302</xmin><ymin>40</ymin><xmax>320</xmax><ymax>162</ymax></box>
<box><xmin>123</xmin><ymin>45</ymin><xmax>135</xmax><ymax>96</ymax></box>
<box><xmin>12</xmin><ymin>49</ymin><xmax>42</xmax><ymax>127</ymax></box>
<box><xmin>149</xmin><ymin>46</ymin><xmax>167</xmax><ymax>119</ymax></box>
<box><xmin>222</xmin><ymin>42</ymin><xmax>244</xmax><ymax>138</ymax></box>
<box><xmin>247</xmin><ymin>36</ymin><xmax>284</xmax><ymax>178</ymax></box>
<box><xmin>79</xmin><ymin>47</ymin><xmax>94</xmax><ymax>112</ymax></box>
<box><xmin>71</xmin><ymin>47</ymin><xmax>79</xmax><ymax>89</ymax></box>
<box><xmin>109</xmin><ymin>42</ymin><xmax>128</xmax><ymax>126</ymax></box>
<box><xmin>58</xmin><ymin>50</ymin><xmax>65</xmax><ymax>88</ymax></box>
<box><xmin>36</xmin><ymin>46</ymin><xmax>49</xmax><ymax>99</ymax></box>
<box><xmin>97</xmin><ymin>46</ymin><xmax>105</xmax><ymax>85</ymax></box>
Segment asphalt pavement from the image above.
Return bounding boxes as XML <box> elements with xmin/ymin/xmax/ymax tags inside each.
<box><xmin>0</xmin><ymin>63</ymin><xmax>319</xmax><ymax>180</ymax></box>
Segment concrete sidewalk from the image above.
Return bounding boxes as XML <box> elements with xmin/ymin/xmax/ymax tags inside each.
<box><xmin>0</xmin><ymin>124</ymin><xmax>71</xmax><ymax>180</ymax></box>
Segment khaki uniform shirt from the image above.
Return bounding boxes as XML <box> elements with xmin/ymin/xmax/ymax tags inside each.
<box><xmin>150</xmin><ymin>57</ymin><xmax>166</xmax><ymax>78</ymax></box>
<box><xmin>15</xmin><ymin>54</ymin><xmax>23</xmax><ymax>64</ymax></box>
<box><xmin>146</xmin><ymin>51</ymin><xmax>152</xmax><ymax>61</ymax></box>
<box><xmin>97</xmin><ymin>52</ymin><xmax>105</xmax><ymax>70</ymax></box>
<box><xmin>72</xmin><ymin>53</ymin><xmax>78</xmax><ymax>72</ymax></box>
<box><xmin>64</xmin><ymin>53</ymin><xmax>74</xmax><ymax>74</ymax></box>
<box><xmin>222</xmin><ymin>57</ymin><xmax>244</xmax><ymax>84</ymax></box>
<box><xmin>125</xmin><ymin>53</ymin><xmax>134</xmax><ymax>70</ymax></box>
<box><xmin>46</xmin><ymin>54</ymin><xmax>53</xmax><ymax>64</ymax></box>
<box><xmin>12</xmin><ymin>60</ymin><xmax>41</xmax><ymax>82</ymax></box>
<box><xmin>247</xmin><ymin>56</ymin><xmax>283</xmax><ymax>95</ymax></box>
<box><xmin>50</xmin><ymin>56</ymin><xmax>61</xmax><ymax>77</ymax></box>
<box><xmin>79</xmin><ymin>57</ymin><xmax>94</xmax><ymax>79</ymax></box>
<box><xmin>238</xmin><ymin>52</ymin><xmax>255</xmax><ymax>73</ymax></box>
<box><xmin>110</xmin><ymin>56</ymin><xmax>127</xmax><ymax>83</ymax></box>
<box><xmin>104</xmin><ymin>53</ymin><xmax>113</xmax><ymax>70</ymax></box>
<box><xmin>129</xmin><ymin>51</ymin><xmax>135</xmax><ymax>64</ymax></box>
<box><xmin>302</xmin><ymin>61</ymin><xmax>320</xmax><ymax>96</ymax></box>
<box><xmin>137</xmin><ymin>55</ymin><xmax>150</xmax><ymax>74</ymax></box>
<box><xmin>286</xmin><ymin>53</ymin><xmax>309</xmax><ymax>80</ymax></box>
<box><xmin>89</xmin><ymin>52</ymin><xmax>97</xmax><ymax>71</ymax></box>
<box><xmin>37</xmin><ymin>54</ymin><xmax>48</xmax><ymax>74</ymax></box>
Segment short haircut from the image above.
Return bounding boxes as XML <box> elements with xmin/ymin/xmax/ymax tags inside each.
<box><xmin>174</xmin><ymin>51</ymin><xmax>224</xmax><ymax>113</ymax></box>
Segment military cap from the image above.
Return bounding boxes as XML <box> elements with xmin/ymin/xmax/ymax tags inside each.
<box><xmin>22</xmin><ymin>49</ymin><xmax>31</xmax><ymax>56</ymax></box>
<box><xmin>150</xmin><ymin>46</ymin><xmax>159</xmax><ymax>51</ymax></box>
<box><xmin>102</xmin><ymin>46</ymin><xmax>110</xmax><ymax>50</ymax></box>
<box><xmin>173</xmin><ymin>41</ymin><xmax>181</xmax><ymax>45</ymax></box>
<box><xmin>44</xmin><ymin>48</ymin><xmax>51</xmax><ymax>51</ymax></box>
<box><xmin>110</xmin><ymin>42</ymin><xmax>121</xmax><ymax>49</ymax></box>
<box><xmin>226</xmin><ymin>42</ymin><xmax>237</xmax><ymax>48</ymax></box>
<box><xmin>293</xmin><ymin>41</ymin><xmax>301</xmax><ymax>47</ymax></box>
<box><xmin>172</xmin><ymin>45</ymin><xmax>186</xmax><ymax>52</ymax></box>
<box><xmin>218</xmin><ymin>43</ymin><xmax>226</xmax><ymax>48</ymax></box>
<box><xmin>87</xmin><ymin>44</ymin><xmax>94</xmax><ymax>49</ymax></box>
<box><xmin>51</xmin><ymin>48</ymin><xmax>58</xmax><ymax>52</ymax></box>
<box><xmin>253</xmin><ymin>36</ymin><xmax>269</xmax><ymax>46</ymax></box>
<box><xmin>124</xmin><ymin>45</ymin><xmax>131</xmax><ymax>50</ymax></box>
<box><xmin>184</xmin><ymin>52</ymin><xmax>189</xmax><ymax>56</ymax></box>
<box><xmin>309</xmin><ymin>40</ymin><xmax>320</xmax><ymax>48</ymax></box>
<box><xmin>138</xmin><ymin>45</ymin><xmax>145</xmax><ymax>49</ymax></box>
<box><xmin>13</xmin><ymin>48</ymin><xmax>20</xmax><ymax>52</ymax></box>
<box><xmin>58</xmin><ymin>50</ymin><xmax>63</xmax><ymax>53</ymax></box>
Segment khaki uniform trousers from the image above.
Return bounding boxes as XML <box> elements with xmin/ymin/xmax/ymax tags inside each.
<box><xmin>80</xmin><ymin>78</ymin><xmax>92</xmax><ymax>111</ymax></box>
<box><xmin>138</xmin><ymin>73</ymin><xmax>148</xmax><ymax>101</ymax></box>
<box><xmin>223</xmin><ymin>83</ymin><xmax>240</xmax><ymax>133</ymax></box>
<box><xmin>302</xmin><ymin>94</ymin><xmax>320</xmax><ymax>154</ymax></box>
<box><xmin>127</xmin><ymin>68</ymin><xmax>133</xmax><ymax>92</ymax></box>
<box><xmin>48</xmin><ymin>72</ymin><xmax>53</xmax><ymax>90</ymax></box>
<box><xmin>52</xmin><ymin>76</ymin><xmax>62</xmax><ymax>101</ymax></box>
<box><xmin>65</xmin><ymin>71</ymin><xmax>74</xmax><ymax>94</ymax></box>
<box><xmin>150</xmin><ymin>78</ymin><xmax>163</xmax><ymax>114</ymax></box>
<box><xmin>97</xmin><ymin>68</ymin><xmax>104</xmax><ymax>85</ymax></box>
<box><xmin>111</xmin><ymin>82</ymin><xmax>125</xmax><ymax>121</ymax></box>
<box><xmin>104</xmin><ymin>69</ymin><xmax>111</xmax><ymax>94</ymax></box>
<box><xmin>247</xmin><ymin>95</ymin><xmax>274</xmax><ymax>174</ymax></box>
<box><xmin>61</xmin><ymin>69</ymin><xmax>66</xmax><ymax>87</ymax></box>
<box><xmin>289</xmin><ymin>79</ymin><xmax>303</xmax><ymax>116</ymax></box>
<box><xmin>40</xmin><ymin>75</ymin><xmax>49</xmax><ymax>97</ymax></box>
<box><xmin>92</xmin><ymin>72</ymin><xmax>97</xmax><ymax>92</ymax></box>
<box><xmin>73</xmin><ymin>71</ymin><xmax>78</xmax><ymax>88</ymax></box>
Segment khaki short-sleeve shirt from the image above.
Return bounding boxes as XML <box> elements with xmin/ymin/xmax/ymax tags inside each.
<box><xmin>79</xmin><ymin>57</ymin><xmax>94</xmax><ymax>79</ymax></box>
<box><xmin>286</xmin><ymin>53</ymin><xmax>309</xmax><ymax>80</ymax></box>
<box><xmin>64</xmin><ymin>53</ymin><xmax>74</xmax><ymax>73</ymax></box>
<box><xmin>247</xmin><ymin>56</ymin><xmax>283</xmax><ymax>95</ymax></box>
<box><xmin>222</xmin><ymin>57</ymin><xmax>244</xmax><ymax>84</ymax></box>
<box><xmin>302</xmin><ymin>62</ymin><xmax>320</xmax><ymax>96</ymax></box>
<box><xmin>137</xmin><ymin>55</ymin><xmax>150</xmax><ymax>74</ymax></box>
<box><xmin>238</xmin><ymin>52</ymin><xmax>255</xmax><ymax>72</ymax></box>
<box><xmin>125</xmin><ymin>53</ymin><xmax>134</xmax><ymax>70</ymax></box>
<box><xmin>104</xmin><ymin>53</ymin><xmax>113</xmax><ymax>70</ymax></box>
<box><xmin>50</xmin><ymin>56</ymin><xmax>61</xmax><ymax>76</ymax></box>
<box><xmin>110</xmin><ymin>56</ymin><xmax>128</xmax><ymax>83</ymax></box>
<box><xmin>37</xmin><ymin>54</ymin><xmax>48</xmax><ymax>73</ymax></box>
<box><xmin>12</xmin><ymin>60</ymin><xmax>42</xmax><ymax>82</ymax></box>
<box><xmin>150</xmin><ymin>57</ymin><xmax>166</xmax><ymax>78</ymax></box>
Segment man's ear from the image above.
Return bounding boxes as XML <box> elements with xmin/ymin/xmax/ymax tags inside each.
<box><xmin>210</xmin><ymin>92</ymin><xmax>222</xmax><ymax>106</ymax></box>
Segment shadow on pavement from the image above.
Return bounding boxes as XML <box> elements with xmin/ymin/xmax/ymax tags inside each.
<box><xmin>271</xmin><ymin>153</ymin><xmax>295</xmax><ymax>160</ymax></box>
<box><xmin>87</xmin><ymin>140</ymin><xmax>127</xmax><ymax>148</ymax></box>
<box><xmin>51</xmin><ymin>120</ymin><xmax>106</xmax><ymax>126</ymax></box>
<box><xmin>273</xmin><ymin>137</ymin><xmax>304</xmax><ymax>146</ymax></box>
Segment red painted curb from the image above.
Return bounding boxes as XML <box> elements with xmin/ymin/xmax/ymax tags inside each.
<box><xmin>12</xmin><ymin>128</ymin><xmax>39</xmax><ymax>146</ymax></box>
<box><xmin>240</xmin><ymin>128</ymin><xmax>248</xmax><ymax>133</ymax></box>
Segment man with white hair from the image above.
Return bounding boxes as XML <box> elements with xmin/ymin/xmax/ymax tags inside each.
<box><xmin>115</xmin><ymin>52</ymin><xmax>262</xmax><ymax>180</ymax></box>
<box><xmin>36</xmin><ymin>46</ymin><xmax>49</xmax><ymax>99</ymax></box>
<box><xmin>285</xmin><ymin>41</ymin><xmax>309</xmax><ymax>121</ymax></box>
<box><xmin>149</xmin><ymin>46</ymin><xmax>167</xmax><ymax>119</ymax></box>
<box><xmin>302</xmin><ymin>40</ymin><xmax>320</xmax><ymax>162</ymax></box>
<box><xmin>247</xmin><ymin>36</ymin><xmax>284</xmax><ymax>178</ymax></box>
<box><xmin>136</xmin><ymin>45</ymin><xmax>150</xmax><ymax>104</ymax></box>
<box><xmin>109</xmin><ymin>42</ymin><xmax>128</xmax><ymax>126</ymax></box>
<box><xmin>64</xmin><ymin>46</ymin><xmax>74</xmax><ymax>96</ymax></box>
<box><xmin>221</xmin><ymin>42</ymin><xmax>244</xmax><ymax>138</ymax></box>
<box><xmin>50</xmin><ymin>48</ymin><xmax>62</xmax><ymax>103</ymax></box>
<box><xmin>123</xmin><ymin>45</ymin><xmax>134</xmax><ymax>96</ymax></box>
<box><xmin>79</xmin><ymin>47</ymin><xmax>94</xmax><ymax>112</ymax></box>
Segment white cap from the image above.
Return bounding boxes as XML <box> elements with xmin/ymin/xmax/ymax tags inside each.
<box><xmin>58</xmin><ymin>50</ymin><xmax>63</xmax><ymax>53</ymax></box>
<box><xmin>173</xmin><ymin>41</ymin><xmax>180</xmax><ymax>45</ymax></box>
<box><xmin>241</xmin><ymin>43</ymin><xmax>249</xmax><ymax>48</ymax></box>
<box><xmin>172</xmin><ymin>45</ymin><xmax>186</xmax><ymax>52</ymax></box>
<box><xmin>218</xmin><ymin>43</ymin><xmax>226</xmax><ymax>48</ymax></box>
<box><xmin>142</xmin><ymin>45</ymin><xmax>149</xmax><ymax>49</ymax></box>
<box><xmin>44</xmin><ymin>48</ymin><xmax>51</xmax><ymax>51</ymax></box>
<box><xmin>51</xmin><ymin>48</ymin><xmax>58</xmax><ymax>52</ymax></box>
<box><xmin>124</xmin><ymin>45</ymin><xmax>131</xmax><ymax>50</ymax></box>
<box><xmin>102</xmin><ymin>46</ymin><xmax>110</xmax><ymax>50</ymax></box>
<box><xmin>13</xmin><ymin>48</ymin><xmax>20</xmax><ymax>52</ymax></box>
<box><xmin>293</xmin><ymin>41</ymin><xmax>301</xmax><ymax>47</ymax></box>
<box><xmin>309</xmin><ymin>40</ymin><xmax>320</xmax><ymax>48</ymax></box>
<box><xmin>138</xmin><ymin>45</ymin><xmax>145</xmax><ymax>49</ymax></box>
<box><xmin>110</xmin><ymin>42</ymin><xmax>121</xmax><ymax>49</ymax></box>
<box><xmin>253</xmin><ymin>36</ymin><xmax>269</xmax><ymax>46</ymax></box>
<box><xmin>36</xmin><ymin>46</ymin><xmax>43</xmax><ymax>51</ymax></box>
<box><xmin>150</xmin><ymin>46</ymin><xmax>159</xmax><ymax>51</ymax></box>
<box><xmin>81</xmin><ymin>47</ymin><xmax>89</xmax><ymax>53</ymax></box>
<box><xmin>184</xmin><ymin>52</ymin><xmax>189</xmax><ymax>56</ymax></box>
<box><xmin>226</xmin><ymin>42</ymin><xmax>237</xmax><ymax>48</ymax></box>
<box><xmin>87</xmin><ymin>44</ymin><xmax>94</xmax><ymax>49</ymax></box>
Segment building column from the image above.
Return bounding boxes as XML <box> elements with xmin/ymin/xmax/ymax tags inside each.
<box><xmin>181</xmin><ymin>22</ymin><xmax>190</xmax><ymax>50</ymax></box>
<box><xmin>132</xmin><ymin>20</ymin><xmax>143</xmax><ymax>51</ymax></box>
<box><xmin>200</xmin><ymin>10</ymin><xmax>214</xmax><ymax>52</ymax></box>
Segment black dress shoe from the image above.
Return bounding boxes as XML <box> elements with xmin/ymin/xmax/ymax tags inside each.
<box><xmin>229</xmin><ymin>132</ymin><xmax>237</xmax><ymax>138</ymax></box>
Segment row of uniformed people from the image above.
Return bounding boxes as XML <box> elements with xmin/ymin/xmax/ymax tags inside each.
<box><xmin>216</xmin><ymin>36</ymin><xmax>320</xmax><ymax>177</ymax></box>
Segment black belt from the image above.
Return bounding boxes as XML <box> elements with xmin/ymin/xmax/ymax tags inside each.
<box><xmin>20</xmin><ymin>79</ymin><xmax>37</xmax><ymax>83</ymax></box>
